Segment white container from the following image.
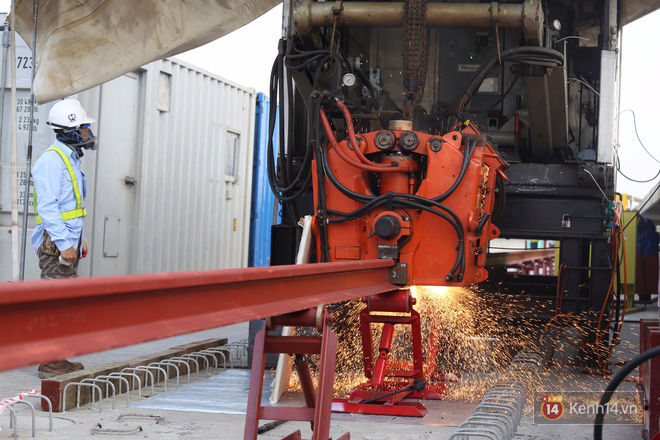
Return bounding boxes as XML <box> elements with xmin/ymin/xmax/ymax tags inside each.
<box><xmin>0</xmin><ymin>28</ymin><xmax>255</xmax><ymax>280</ymax></box>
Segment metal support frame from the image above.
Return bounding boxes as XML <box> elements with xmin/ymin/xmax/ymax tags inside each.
<box><xmin>640</xmin><ymin>319</ymin><xmax>660</xmax><ymax>440</ymax></box>
<box><xmin>492</xmin><ymin>163</ymin><xmax>614</xmax><ymax>319</ymax></box>
<box><xmin>497</xmin><ymin>163</ymin><xmax>613</xmax><ymax>239</ymax></box>
<box><xmin>0</xmin><ymin>259</ymin><xmax>396</xmax><ymax>371</ymax></box>
<box><xmin>244</xmin><ymin>307</ymin><xmax>349</xmax><ymax>440</ymax></box>
<box><xmin>332</xmin><ymin>290</ymin><xmax>452</xmax><ymax>417</ymax></box>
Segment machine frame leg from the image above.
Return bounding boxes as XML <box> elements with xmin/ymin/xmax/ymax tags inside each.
<box><xmin>243</xmin><ymin>307</ymin><xmax>347</xmax><ymax>440</ymax></box>
<box><xmin>332</xmin><ymin>290</ymin><xmax>455</xmax><ymax>417</ymax></box>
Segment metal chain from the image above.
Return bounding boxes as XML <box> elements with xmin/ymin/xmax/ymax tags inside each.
<box><xmin>403</xmin><ymin>0</ymin><xmax>430</xmax><ymax>119</ymax></box>
<box><xmin>478</xmin><ymin>166</ymin><xmax>491</xmax><ymax>221</ymax></box>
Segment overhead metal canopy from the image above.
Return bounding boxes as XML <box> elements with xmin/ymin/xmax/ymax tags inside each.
<box><xmin>11</xmin><ymin>0</ymin><xmax>281</xmax><ymax>103</ymax></box>
<box><xmin>620</xmin><ymin>0</ymin><xmax>660</xmax><ymax>27</ymax></box>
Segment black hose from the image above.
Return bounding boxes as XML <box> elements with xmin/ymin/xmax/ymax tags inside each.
<box><xmin>474</xmin><ymin>213</ymin><xmax>491</xmax><ymax>237</ymax></box>
<box><xmin>266</xmin><ymin>40</ymin><xmax>314</xmax><ymax>203</ymax></box>
<box><xmin>467</xmin><ymin>72</ymin><xmax>521</xmax><ymax>114</ymax></box>
<box><xmin>433</xmin><ymin>137</ymin><xmax>476</xmax><ymax>202</ymax></box>
<box><xmin>393</xmin><ymin>198</ymin><xmax>465</xmax><ymax>280</ymax></box>
<box><xmin>361</xmin><ymin>379</ymin><xmax>426</xmax><ymax>405</ymax></box>
<box><xmin>594</xmin><ymin>345</ymin><xmax>660</xmax><ymax>440</ymax></box>
<box><xmin>317</xmin><ymin>126</ymin><xmax>466</xmax><ymax>279</ymax></box>
<box><xmin>492</xmin><ymin>173</ymin><xmax>506</xmax><ymax>221</ymax></box>
<box><xmin>442</xmin><ymin>46</ymin><xmax>564</xmax><ymax>118</ymax></box>
<box><xmin>311</xmin><ymin>94</ymin><xmax>332</xmax><ymax>262</ymax></box>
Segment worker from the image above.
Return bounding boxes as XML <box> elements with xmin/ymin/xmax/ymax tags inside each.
<box><xmin>31</xmin><ymin>98</ymin><xmax>96</xmax><ymax>378</ymax></box>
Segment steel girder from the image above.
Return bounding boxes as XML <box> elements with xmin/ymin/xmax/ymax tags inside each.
<box><xmin>0</xmin><ymin>259</ymin><xmax>396</xmax><ymax>371</ymax></box>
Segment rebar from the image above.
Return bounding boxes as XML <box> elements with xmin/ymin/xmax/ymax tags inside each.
<box><xmin>107</xmin><ymin>372</ymin><xmax>142</xmax><ymax>398</ymax></box>
<box><xmin>198</xmin><ymin>348</ymin><xmax>230</xmax><ymax>369</ymax></box>
<box><xmin>169</xmin><ymin>357</ymin><xmax>199</xmax><ymax>380</ymax></box>
<box><xmin>62</xmin><ymin>382</ymin><xmax>103</xmax><ymax>413</ymax></box>
<box><xmin>148</xmin><ymin>362</ymin><xmax>179</xmax><ymax>387</ymax></box>
<box><xmin>450</xmin><ymin>349</ymin><xmax>545</xmax><ymax>439</ymax></box>
<box><xmin>6</xmin><ymin>400</ymin><xmax>36</xmax><ymax>438</ymax></box>
<box><xmin>95</xmin><ymin>375</ymin><xmax>131</xmax><ymax>403</ymax></box>
<box><xmin>123</xmin><ymin>366</ymin><xmax>160</xmax><ymax>393</ymax></box>
<box><xmin>181</xmin><ymin>353</ymin><xmax>210</xmax><ymax>372</ymax></box>
<box><xmin>23</xmin><ymin>393</ymin><xmax>53</xmax><ymax>432</ymax></box>
<box><xmin>81</xmin><ymin>378</ymin><xmax>116</xmax><ymax>410</ymax></box>
<box><xmin>190</xmin><ymin>350</ymin><xmax>219</xmax><ymax>371</ymax></box>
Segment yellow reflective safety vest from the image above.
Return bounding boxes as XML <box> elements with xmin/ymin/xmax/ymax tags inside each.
<box><xmin>34</xmin><ymin>146</ymin><xmax>87</xmax><ymax>225</ymax></box>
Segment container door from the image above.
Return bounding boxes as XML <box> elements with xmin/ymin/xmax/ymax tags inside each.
<box><xmin>88</xmin><ymin>71</ymin><xmax>142</xmax><ymax>276</ymax></box>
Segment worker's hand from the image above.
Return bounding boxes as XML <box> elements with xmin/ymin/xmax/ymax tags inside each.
<box><xmin>82</xmin><ymin>237</ymin><xmax>89</xmax><ymax>258</ymax></box>
<box><xmin>60</xmin><ymin>246</ymin><xmax>77</xmax><ymax>263</ymax></box>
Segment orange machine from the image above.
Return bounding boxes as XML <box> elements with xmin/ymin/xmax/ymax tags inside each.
<box><xmin>314</xmin><ymin>99</ymin><xmax>508</xmax><ymax>287</ymax></box>
<box><xmin>302</xmin><ymin>98</ymin><xmax>510</xmax><ymax>418</ymax></box>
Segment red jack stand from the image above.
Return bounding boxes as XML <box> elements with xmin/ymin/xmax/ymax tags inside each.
<box><xmin>332</xmin><ymin>289</ymin><xmax>456</xmax><ymax>417</ymax></box>
<box><xmin>640</xmin><ymin>318</ymin><xmax>660</xmax><ymax>440</ymax></box>
<box><xmin>244</xmin><ymin>307</ymin><xmax>349</xmax><ymax>440</ymax></box>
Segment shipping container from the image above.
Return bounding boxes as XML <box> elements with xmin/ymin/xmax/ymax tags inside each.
<box><xmin>0</xmin><ymin>26</ymin><xmax>256</xmax><ymax>280</ymax></box>
<box><xmin>248</xmin><ymin>93</ymin><xmax>278</xmax><ymax>268</ymax></box>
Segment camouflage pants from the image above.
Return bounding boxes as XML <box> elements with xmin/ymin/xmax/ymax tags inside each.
<box><xmin>37</xmin><ymin>231</ymin><xmax>80</xmax><ymax>279</ymax></box>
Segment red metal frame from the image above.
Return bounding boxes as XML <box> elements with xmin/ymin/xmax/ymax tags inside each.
<box><xmin>0</xmin><ymin>259</ymin><xmax>395</xmax><ymax>371</ymax></box>
<box><xmin>640</xmin><ymin>318</ymin><xmax>660</xmax><ymax>440</ymax></box>
<box><xmin>332</xmin><ymin>290</ymin><xmax>454</xmax><ymax>417</ymax></box>
<box><xmin>244</xmin><ymin>307</ymin><xmax>349</xmax><ymax>440</ymax></box>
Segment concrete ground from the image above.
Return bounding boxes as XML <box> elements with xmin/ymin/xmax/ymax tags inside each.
<box><xmin>0</xmin><ymin>304</ymin><xmax>656</xmax><ymax>440</ymax></box>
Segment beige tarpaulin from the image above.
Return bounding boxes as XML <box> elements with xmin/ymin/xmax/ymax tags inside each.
<box><xmin>12</xmin><ymin>0</ymin><xmax>281</xmax><ymax>103</ymax></box>
<box><xmin>620</xmin><ymin>0</ymin><xmax>660</xmax><ymax>27</ymax></box>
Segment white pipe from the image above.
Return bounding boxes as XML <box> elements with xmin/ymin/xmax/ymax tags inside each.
<box><xmin>18</xmin><ymin>0</ymin><xmax>39</xmax><ymax>280</ymax></box>
<box><xmin>0</xmin><ymin>18</ymin><xmax>10</xmax><ymax>166</ymax></box>
<box><xmin>10</xmin><ymin>3</ymin><xmax>18</xmax><ymax>280</ymax></box>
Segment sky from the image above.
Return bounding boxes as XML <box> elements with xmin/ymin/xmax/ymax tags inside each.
<box><xmin>1</xmin><ymin>1</ymin><xmax>658</xmax><ymax>202</ymax></box>
<box><xmin>615</xmin><ymin>9</ymin><xmax>660</xmax><ymax>202</ymax></box>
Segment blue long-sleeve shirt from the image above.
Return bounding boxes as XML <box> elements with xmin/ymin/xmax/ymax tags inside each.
<box><xmin>31</xmin><ymin>139</ymin><xmax>86</xmax><ymax>252</ymax></box>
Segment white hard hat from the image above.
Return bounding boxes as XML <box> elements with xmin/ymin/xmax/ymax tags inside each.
<box><xmin>46</xmin><ymin>99</ymin><xmax>95</xmax><ymax>130</ymax></box>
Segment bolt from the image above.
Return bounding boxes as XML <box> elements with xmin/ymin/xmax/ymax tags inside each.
<box><xmin>400</xmin><ymin>131</ymin><xmax>419</xmax><ymax>150</ymax></box>
<box><xmin>429</xmin><ymin>138</ymin><xmax>444</xmax><ymax>152</ymax></box>
<box><xmin>375</xmin><ymin>131</ymin><xmax>395</xmax><ymax>150</ymax></box>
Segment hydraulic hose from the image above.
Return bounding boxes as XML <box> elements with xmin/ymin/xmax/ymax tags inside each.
<box><xmin>442</xmin><ymin>46</ymin><xmax>564</xmax><ymax>118</ymax></box>
<box><xmin>266</xmin><ymin>41</ymin><xmax>314</xmax><ymax>202</ymax></box>
<box><xmin>433</xmin><ymin>137</ymin><xmax>476</xmax><ymax>202</ymax></box>
<box><xmin>336</xmin><ymin>100</ymin><xmax>394</xmax><ymax>168</ymax></box>
<box><xmin>311</xmin><ymin>95</ymin><xmax>332</xmax><ymax>262</ymax></box>
<box><xmin>319</xmin><ymin>142</ymin><xmax>465</xmax><ymax>279</ymax></box>
<box><xmin>593</xmin><ymin>345</ymin><xmax>660</xmax><ymax>440</ymax></box>
<box><xmin>320</xmin><ymin>108</ymin><xmax>410</xmax><ymax>173</ymax></box>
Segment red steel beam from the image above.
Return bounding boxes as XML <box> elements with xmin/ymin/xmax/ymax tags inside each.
<box><xmin>0</xmin><ymin>259</ymin><xmax>396</xmax><ymax>371</ymax></box>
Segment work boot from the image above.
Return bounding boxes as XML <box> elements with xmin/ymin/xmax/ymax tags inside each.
<box><xmin>38</xmin><ymin>360</ymin><xmax>84</xmax><ymax>379</ymax></box>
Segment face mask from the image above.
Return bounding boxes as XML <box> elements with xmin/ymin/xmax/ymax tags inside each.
<box><xmin>76</xmin><ymin>125</ymin><xmax>97</xmax><ymax>150</ymax></box>
<box><xmin>56</xmin><ymin>126</ymin><xmax>97</xmax><ymax>152</ymax></box>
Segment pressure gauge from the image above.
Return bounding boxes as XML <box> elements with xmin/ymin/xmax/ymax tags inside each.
<box><xmin>342</xmin><ymin>73</ymin><xmax>357</xmax><ymax>87</ymax></box>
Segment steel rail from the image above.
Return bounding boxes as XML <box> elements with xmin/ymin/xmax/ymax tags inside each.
<box><xmin>0</xmin><ymin>259</ymin><xmax>396</xmax><ymax>371</ymax></box>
